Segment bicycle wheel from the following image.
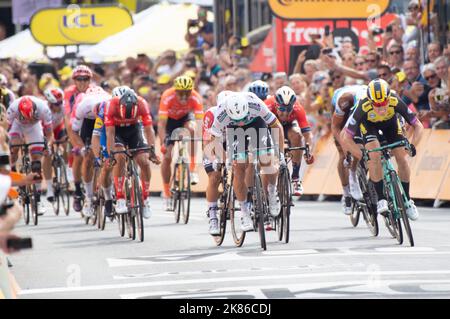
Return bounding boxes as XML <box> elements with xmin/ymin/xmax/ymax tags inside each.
<box><xmin>254</xmin><ymin>175</ymin><xmax>267</xmax><ymax>251</ymax></box>
<box><xmin>359</xmin><ymin>174</ymin><xmax>379</xmax><ymax>236</ymax></box>
<box><xmin>385</xmin><ymin>182</ymin><xmax>403</xmax><ymax>245</ymax></box>
<box><xmin>213</xmin><ymin>177</ymin><xmax>228</xmax><ymax>246</ymax></box>
<box><xmin>117</xmin><ymin>213</ymin><xmax>125</xmax><ymax>237</ymax></box>
<box><xmin>21</xmin><ymin>187</ymin><xmax>30</xmax><ymax>225</ymax></box>
<box><xmin>392</xmin><ymin>173</ymin><xmax>414</xmax><ymax>246</ymax></box>
<box><xmin>282</xmin><ymin>170</ymin><xmax>292</xmax><ymax>244</ymax></box>
<box><xmin>96</xmin><ymin>192</ymin><xmax>105</xmax><ymax>230</ymax></box>
<box><xmin>31</xmin><ymin>185</ymin><xmax>39</xmax><ymax>226</ymax></box>
<box><xmin>132</xmin><ymin>170</ymin><xmax>145</xmax><ymax>242</ymax></box>
<box><xmin>172</xmin><ymin>163</ymin><xmax>181</xmax><ymax>223</ymax></box>
<box><xmin>124</xmin><ymin>179</ymin><xmax>136</xmax><ymax>240</ymax></box>
<box><xmin>229</xmin><ymin>183</ymin><xmax>246</xmax><ymax>247</ymax></box>
<box><xmin>179</xmin><ymin>163</ymin><xmax>191</xmax><ymax>224</ymax></box>
<box><xmin>350</xmin><ymin>200</ymin><xmax>360</xmax><ymax>227</ymax></box>
<box><xmin>58</xmin><ymin>162</ymin><xmax>71</xmax><ymax>216</ymax></box>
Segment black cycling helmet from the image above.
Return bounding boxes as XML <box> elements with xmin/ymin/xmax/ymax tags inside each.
<box><xmin>119</xmin><ymin>89</ymin><xmax>138</xmax><ymax>119</ymax></box>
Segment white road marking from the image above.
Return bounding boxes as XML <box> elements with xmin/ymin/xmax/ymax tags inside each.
<box><xmin>375</xmin><ymin>247</ymin><xmax>435</xmax><ymax>252</ymax></box>
<box><xmin>19</xmin><ymin>269</ymin><xmax>450</xmax><ymax>296</ymax></box>
<box><xmin>262</xmin><ymin>249</ymin><xmax>319</xmax><ymax>255</ymax></box>
<box><xmin>119</xmin><ymin>278</ymin><xmax>450</xmax><ymax>299</ymax></box>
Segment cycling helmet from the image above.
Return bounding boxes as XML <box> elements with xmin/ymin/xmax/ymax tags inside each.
<box><xmin>86</xmin><ymin>86</ymin><xmax>105</xmax><ymax>95</ymax></box>
<box><xmin>275</xmin><ymin>86</ymin><xmax>297</xmax><ymax>112</ymax></box>
<box><xmin>367</xmin><ymin>78</ymin><xmax>391</xmax><ymax>107</ymax></box>
<box><xmin>112</xmin><ymin>85</ymin><xmax>131</xmax><ymax>98</ymax></box>
<box><xmin>174</xmin><ymin>75</ymin><xmax>193</xmax><ymax>91</ymax></box>
<box><xmin>118</xmin><ymin>89</ymin><xmax>138</xmax><ymax>119</ymax></box>
<box><xmin>248</xmin><ymin>80</ymin><xmax>269</xmax><ymax>100</ymax></box>
<box><xmin>72</xmin><ymin>65</ymin><xmax>93</xmax><ymax>80</ymax></box>
<box><xmin>18</xmin><ymin>97</ymin><xmax>36</xmax><ymax>120</ymax></box>
<box><xmin>224</xmin><ymin>93</ymin><xmax>249</xmax><ymax>121</ymax></box>
<box><xmin>44</xmin><ymin>87</ymin><xmax>64</xmax><ymax>104</ymax></box>
<box><xmin>217</xmin><ymin>90</ymin><xmax>233</xmax><ymax>106</ymax></box>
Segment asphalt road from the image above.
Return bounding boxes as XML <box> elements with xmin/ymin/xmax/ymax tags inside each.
<box><xmin>9</xmin><ymin>197</ymin><xmax>450</xmax><ymax>299</ymax></box>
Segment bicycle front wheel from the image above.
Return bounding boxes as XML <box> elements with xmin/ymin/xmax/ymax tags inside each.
<box><xmin>132</xmin><ymin>171</ymin><xmax>145</xmax><ymax>242</ymax></box>
<box><xmin>179</xmin><ymin>163</ymin><xmax>191</xmax><ymax>224</ymax></box>
<box><xmin>229</xmin><ymin>184</ymin><xmax>246</xmax><ymax>247</ymax></box>
<box><xmin>58</xmin><ymin>163</ymin><xmax>71</xmax><ymax>216</ymax></box>
<box><xmin>31</xmin><ymin>185</ymin><xmax>39</xmax><ymax>226</ymax></box>
<box><xmin>254</xmin><ymin>175</ymin><xmax>267</xmax><ymax>251</ymax></box>
<box><xmin>172</xmin><ymin>163</ymin><xmax>181</xmax><ymax>223</ymax></box>
<box><xmin>392</xmin><ymin>173</ymin><xmax>414</xmax><ymax>246</ymax></box>
<box><xmin>213</xmin><ymin>181</ymin><xmax>228</xmax><ymax>246</ymax></box>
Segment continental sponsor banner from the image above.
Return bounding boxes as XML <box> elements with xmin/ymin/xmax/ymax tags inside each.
<box><xmin>268</xmin><ymin>0</ymin><xmax>391</xmax><ymax>20</ymax></box>
<box><xmin>30</xmin><ymin>6</ymin><xmax>133</xmax><ymax>46</ymax></box>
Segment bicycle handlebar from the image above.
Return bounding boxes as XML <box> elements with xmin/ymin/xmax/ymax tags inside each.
<box><xmin>367</xmin><ymin>139</ymin><xmax>410</xmax><ymax>153</ymax></box>
<box><xmin>9</xmin><ymin>141</ymin><xmax>47</xmax><ymax>149</ymax></box>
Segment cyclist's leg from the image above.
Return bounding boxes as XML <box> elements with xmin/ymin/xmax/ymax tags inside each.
<box><xmin>8</xmin><ymin>121</ymin><xmax>23</xmax><ymax>170</ymax></box>
<box><xmin>161</xmin><ymin>117</ymin><xmax>183</xmax><ymax>199</ymax></box>
<box><xmin>335</xmin><ymin>138</ymin><xmax>353</xmax><ymax>213</ymax></box>
<box><xmin>287</xmin><ymin>124</ymin><xmax>304</xmax><ymax>181</ymax></box>
<box><xmin>112</xmin><ymin>129</ymin><xmax>127</xmax><ymax>214</ymax></box>
<box><xmin>80</xmin><ymin>120</ymin><xmax>96</xmax><ymax>215</ymax></box>
<box><xmin>182</xmin><ymin>114</ymin><xmax>197</xmax><ymax>173</ymax></box>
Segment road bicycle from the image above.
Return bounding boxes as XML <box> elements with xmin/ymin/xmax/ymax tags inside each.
<box><xmin>51</xmin><ymin>138</ymin><xmax>70</xmax><ymax>216</ymax></box>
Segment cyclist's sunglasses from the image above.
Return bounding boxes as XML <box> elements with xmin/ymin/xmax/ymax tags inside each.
<box><xmin>372</xmin><ymin>99</ymin><xmax>389</xmax><ymax>108</ymax></box>
<box><xmin>50</xmin><ymin>101</ymin><xmax>63</xmax><ymax>107</ymax></box>
<box><xmin>176</xmin><ymin>90</ymin><xmax>192</xmax><ymax>98</ymax></box>
<box><xmin>278</xmin><ymin>105</ymin><xmax>293</xmax><ymax>112</ymax></box>
<box><xmin>75</xmin><ymin>77</ymin><xmax>90</xmax><ymax>82</ymax></box>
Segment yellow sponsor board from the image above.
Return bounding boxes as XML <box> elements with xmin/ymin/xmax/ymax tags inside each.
<box><xmin>30</xmin><ymin>6</ymin><xmax>133</xmax><ymax>46</ymax></box>
<box><xmin>268</xmin><ymin>0</ymin><xmax>391</xmax><ymax>20</ymax></box>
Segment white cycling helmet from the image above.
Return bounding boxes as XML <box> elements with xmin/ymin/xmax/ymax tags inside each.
<box><xmin>44</xmin><ymin>87</ymin><xmax>64</xmax><ymax>104</ymax></box>
<box><xmin>112</xmin><ymin>85</ymin><xmax>131</xmax><ymax>98</ymax></box>
<box><xmin>224</xmin><ymin>92</ymin><xmax>249</xmax><ymax>121</ymax></box>
<box><xmin>217</xmin><ymin>90</ymin><xmax>233</xmax><ymax>106</ymax></box>
<box><xmin>275</xmin><ymin>86</ymin><xmax>297</xmax><ymax>111</ymax></box>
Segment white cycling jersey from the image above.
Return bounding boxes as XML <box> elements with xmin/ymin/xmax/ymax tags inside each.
<box><xmin>7</xmin><ymin>96</ymin><xmax>52</xmax><ymax>128</ymax></box>
<box><xmin>72</xmin><ymin>92</ymin><xmax>111</xmax><ymax>132</ymax></box>
<box><xmin>332</xmin><ymin>85</ymin><xmax>367</xmax><ymax>117</ymax></box>
<box><xmin>210</xmin><ymin>92</ymin><xmax>277</xmax><ymax>138</ymax></box>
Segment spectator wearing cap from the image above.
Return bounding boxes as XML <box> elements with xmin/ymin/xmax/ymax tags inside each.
<box><xmin>427</xmin><ymin>42</ymin><xmax>443</xmax><ymax>64</ymax></box>
<box><xmin>433</xmin><ymin>56</ymin><xmax>448</xmax><ymax>90</ymax></box>
<box><xmin>387</xmin><ymin>44</ymin><xmax>404</xmax><ymax>69</ymax></box>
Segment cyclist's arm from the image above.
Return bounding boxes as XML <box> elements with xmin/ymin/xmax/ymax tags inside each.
<box><xmin>143</xmin><ymin>124</ymin><xmax>156</xmax><ymax>147</ymax></box>
<box><xmin>394</xmin><ymin>94</ymin><xmax>424</xmax><ymax>147</ymax></box>
<box><xmin>105</xmin><ymin>125</ymin><xmax>115</xmax><ymax>155</ymax></box>
<box><xmin>331</xmin><ymin>113</ymin><xmax>345</xmax><ymax>144</ymax></box>
<box><xmin>256</xmin><ymin>97</ymin><xmax>285</xmax><ymax>153</ymax></box>
<box><xmin>295</xmin><ymin>105</ymin><xmax>313</xmax><ymax>151</ymax></box>
<box><xmin>91</xmin><ymin>118</ymin><xmax>103</xmax><ymax>158</ymax></box>
<box><xmin>341</xmin><ymin>104</ymin><xmax>364</xmax><ymax>160</ymax></box>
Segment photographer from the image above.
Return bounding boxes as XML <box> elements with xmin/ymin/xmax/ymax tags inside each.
<box><xmin>186</xmin><ymin>8</ymin><xmax>214</xmax><ymax>48</ymax></box>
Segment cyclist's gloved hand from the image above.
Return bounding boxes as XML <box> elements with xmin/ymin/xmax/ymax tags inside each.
<box><xmin>408</xmin><ymin>143</ymin><xmax>417</xmax><ymax>157</ymax></box>
<box><xmin>306</xmin><ymin>154</ymin><xmax>315</xmax><ymax>165</ymax></box>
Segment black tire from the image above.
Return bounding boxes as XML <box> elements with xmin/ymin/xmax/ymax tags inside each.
<box><xmin>52</xmin><ymin>163</ymin><xmax>60</xmax><ymax>216</ymax></box>
<box><xmin>125</xmin><ymin>179</ymin><xmax>136</xmax><ymax>240</ymax></box>
<box><xmin>350</xmin><ymin>200</ymin><xmax>360</xmax><ymax>227</ymax></box>
<box><xmin>172</xmin><ymin>163</ymin><xmax>181</xmax><ymax>223</ymax></box>
<box><xmin>392</xmin><ymin>173</ymin><xmax>414</xmax><ymax>246</ymax></box>
<box><xmin>31</xmin><ymin>185</ymin><xmax>38</xmax><ymax>226</ymax></box>
<box><xmin>385</xmin><ymin>180</ymin><xmax>403</xmax><ymax>245</ymax></box>
<box><xmin>118</xmin><ymin>214</ymin><xmax>125</xmax><ymax>237</ymax></box>
<box><xmin>254</xmin><ymin>175</ymin><xmax>267</xmax><ymax>251</ymax></box>
<box><xmin>358</xmin><ymin>174</ymin><xmax>379</xmax><ymax>236</ymax></box>
<box><xmin>22</xmin><ymin>188</ymin><xmax>31</xmax><ymax>225</ymax></box>
<box><xmin>180</xmin><ymin>163</ymin><xmax>191</xmax><ymax>224</ymax></box>
<box><xmin>213</xmin><ymin>175</ymin><xmax>228</xmax><ymax>246</ymax></box>
<box><xmin>132</xmin><ymin>171</ymin><xmax>145</xmax><ymax>242</ymax></box>
<box><xmin>277</xmin><ymin>168</ymin><xmax>291</xmax><ymax>243</ymax></box>
<box><xmin>58</xmin><ymin>163</ymin><xmax>70</xmax><ymax>216</ymax></box>
<box><xmin>229</xmin><ymin>183</ymin><xmax>246</xmax><ymax>247</ymax></box>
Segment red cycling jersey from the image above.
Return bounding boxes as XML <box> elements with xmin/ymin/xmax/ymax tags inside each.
<box><xmin>159</xmin><ymin>87</ymin><xmax>203</xmax><ymax>120</ymax></box>
<box><xmin>265</xmin><ymin>96</ymin><xmax>311</xmax><ymax>133</ymax></box>
<box><xmin>104</xmin><ymin>96</ymin><xmax>153</xmax><ymax>127</ymax></box>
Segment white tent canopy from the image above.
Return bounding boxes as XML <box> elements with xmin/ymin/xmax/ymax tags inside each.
<box><xmin>79</xmin><ymin>3</ymin><xmax>203</xmax><ymax>63</ymax></box>
<box><xmin>0</xmin><ymin>29</ymin><xmax>66</xmax><ymax>62</ymax></box>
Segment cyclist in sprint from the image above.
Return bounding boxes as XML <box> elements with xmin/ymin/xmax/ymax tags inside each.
<box><xmin>248</xmin><ymin>80</ymin><xmax>269</xmax><ymax>101</ymax></box>
<box><xmin>265</xmin><ymin>86</ymin><xmax>314</xmax><ymax>196</ymax></box>
<box><xmin>341</xmin><ymin>79</ymin><xmax>424</xmax><ymax>220</ymax></box>
<box><xmin>209</xmin><ymin>92</ymin><xmax>285</xmax><ymax>232</ymax></box>
<box><xmin>71</xmin><ymin>86</ymin><xmax>111</xmax><ymax>217</ymax></box>
<box><xmin>64</xmin><ymin>65</ymin><xmax>95</xmax><ymax>212</ymax></box>
<box><xmin>202</xmin><ymin>90</ymin><xmax>232</xmax><ymax>235</ymax></box>
<box><xmin>7</xmin><ymin>96</ymin><xmax>54</xmax><ymax>213</ymax></box>
<box><xmin>43</xmin><ymin>87</ymin><xmax>69</xmax><ymax>201</ymax></box>
<box><xmin>331</xmin><ymin>85</ymin><xmax>367</xmax><ymax>215</ymax></box>
<box><xmin>158</xmin><ymin>76</ymin><xmax>203</xmax><ymax>210</ymax></box>
<box><xmin>105</xmin><ymin>88</ymin><xmax>160</xmax><ymax>218</ymax></box>
<box><xmin>91</xmin><ymin>86</ymin><xmax>130</xmax><ymax>218</ymax></box>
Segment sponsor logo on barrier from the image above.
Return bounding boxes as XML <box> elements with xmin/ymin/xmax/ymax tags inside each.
<box><xmin>30</xmin><ymin>6</ymin><xmax>133</xmax><ymax>46</ymax></box>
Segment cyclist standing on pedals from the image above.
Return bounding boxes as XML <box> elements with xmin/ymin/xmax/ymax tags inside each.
<box><xmin>331</xmin><ymin>85</ymin><xmax>367</xmax><ymax>215</ymax></box>
<box><xmin>64</xmin><ymin>65</ymin><xmax>95</xmax><ymax>212</ymax></box>
<box><xmin>91</xmin><ymin>86</ymin><xmax>130</xmax><ymax>218</ymax></box>
<box><xmin>70</xmin><ymin>86</ymin><xmax>111</xmax><ymax>217</ymax></box>
<box><xmin>209</xmin><ymin>92</ymin><xmax>285</xmax><ymax>232</ymax></box>
<box><xmin>202</xmin><ymin>90</ymin><xmax>232</xmax><ymax>235</ymax></box>
<box><xmin>341</xmin><ymin>79</ymin><xmax>424</xmax><ymax>220</ymax></box>
<box><xmin>105</xmin><ymin>88</ymin><xmax>160</xmax><ymax>219</ymax></box>
<box><xmin>157</xmin><ymin>76</ymin><xmax>203</xmax><ymax>210</ymax></box>
<box><xmin>7</xmin><ymin>96</ymin><xmax>54</xmax><ymax>214</ymax></box>
<box><xmin>43</xmin><ymin>87</ymin><xmax>69</xmax><ymax>202</ymax></box>
<box><xmin>264</xmin><ymin>86</ymin><xmax>315</xmax><ymax>196</ymax></box>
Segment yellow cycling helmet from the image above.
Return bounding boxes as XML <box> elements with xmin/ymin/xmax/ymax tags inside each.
<box><xmin>174</xmin><ymin>75</ymin><xmax>193</xmax><ymax>91</ymax></box>
<box><xmin>367</xmin><ymin>78</ymin><xmax>391</xmax><ymax>107</ymax></box>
